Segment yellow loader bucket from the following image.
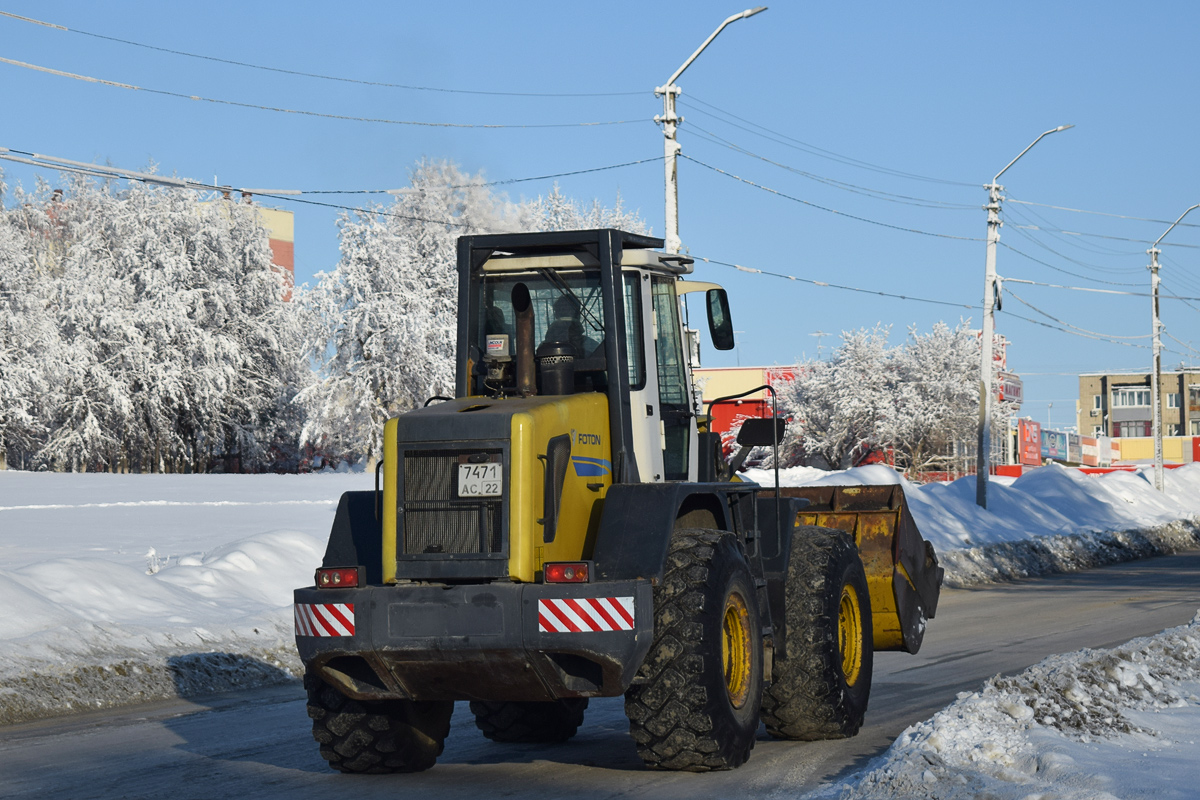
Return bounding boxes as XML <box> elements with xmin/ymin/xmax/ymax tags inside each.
<box><xmin>777</xmin><ymin>484</ymin><xmax>943</xmax><ymax>654</ymax></box>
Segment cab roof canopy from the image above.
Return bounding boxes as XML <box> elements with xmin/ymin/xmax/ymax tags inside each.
<box><xmin>461</xmin><ymin>229</ymin><xmax>694</xmax><ymax>276</ymax></box>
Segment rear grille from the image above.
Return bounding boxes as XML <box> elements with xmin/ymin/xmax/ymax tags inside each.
<box><xmin>400</xmin><ymin>449</ymin><xmax>504</xmax><ymax>556</ymax></box>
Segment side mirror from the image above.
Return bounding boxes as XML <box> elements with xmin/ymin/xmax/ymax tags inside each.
<box><xmin>706</xmin><ymin>288</ymin><xmax>735</xmax><ymax>351</ymax></box>
<box><xmin>737</xmin><ymin>417</ymin><xmax>787</xmax><ymax>447</ymax></box>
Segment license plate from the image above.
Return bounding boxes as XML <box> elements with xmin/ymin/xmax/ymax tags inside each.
<box><xmin>458</xmin><ymin>463</ymin><xmax>502</xmax><ymax>497</ymax></box>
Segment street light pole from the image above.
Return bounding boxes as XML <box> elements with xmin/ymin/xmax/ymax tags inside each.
<box><xmin>1147</xmin><ymin>202</ymin><xmax>1200</xmax><ymax>492</ymax></box>
<box><xmin>656</xmin><ymin>7</ymin><xmax>766</xmax><ymax>254</ymax></box>
<box><xmin>976</xmin><ymin>125</ymin><xmax>1073</xmax><ymax>509</ymax></box>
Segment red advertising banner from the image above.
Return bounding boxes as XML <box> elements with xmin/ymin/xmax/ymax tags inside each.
<box><xmin>1194</xmin><ymin>437</ymin><xmax>1200</xmax><ymax>463</ymax></box>
<box><xmin>1019</xmin><ymin>419</ymin><xmax>1042</xmax><ymax>466</ymax></box>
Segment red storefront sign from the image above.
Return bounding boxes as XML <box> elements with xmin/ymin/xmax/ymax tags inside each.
<box><xmin>1018</xmin><ymin>419</ymin><xmax>1042</xmax><ymax>466</ymax></box>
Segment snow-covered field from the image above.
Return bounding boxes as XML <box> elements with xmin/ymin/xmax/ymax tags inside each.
<box><xmin>2</xmin><ymin>465</ymin><xmax>1199</xmax><ymax>797</ymax></box>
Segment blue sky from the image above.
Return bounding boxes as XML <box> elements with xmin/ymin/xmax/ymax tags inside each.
<box><xmin>2</xmin><ymin>1</ymin><xmax>1199</xmax><ymax>429</ymax></box>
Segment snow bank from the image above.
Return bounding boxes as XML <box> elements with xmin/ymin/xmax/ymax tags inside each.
<box><xmin>744</xmin><ymin>463</ymin><xmax>1200</xmax><ymax>585</ymax></box>
<box><xmin>0</xmin><ymin>472</ymin><xmax>361</xmax><ymax>724</ymax></box>
<box><xmin>829</xmin><ymin>610</ymin><xmax>1200</xmax><ymax>800</ymax></box>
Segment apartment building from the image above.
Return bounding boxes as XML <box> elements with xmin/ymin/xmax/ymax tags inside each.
<box><xmin>1077</xmin><ymin>370</ymin><xmax>1200</xmax><ymax>438</ymax></box>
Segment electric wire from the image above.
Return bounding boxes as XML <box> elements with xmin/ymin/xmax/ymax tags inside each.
<box><xmin>1005</xmin><ymin>225</ymin><xmax>1146</xmax><ymax>276</ymax></box>
<box><xmin>0</xmin><ymin>150</ymin><xmax>468</xmax><ymax>228</ymax></box>
<box><xmin>999</xmin><ymin>308</ymin><xmax>1153</xmax><ymax>350</ymax></box>
<box><xmin>1157</xmin><ymin>255</ymin><xmax>1200</xmax><ymax>295</ymax></box>
<box><xmin>697</xmin><ymin>256</ymin><xmax>976</xmax><ymax>310</ymax></box>
<box><xmin>0</xmin><ymin>55</ymin><xmax>647</xmax><ymax>129</ymax></box>
<box><xmin>1003</xmin><ymin>288</ymin><xmax>1152</xmax><ymax>341</ymax></box>
<box><xmin>1007</xmin><ymin>219</ymin><xmax>1200</xmax><ymax>249</ymax></box>
<box><xmin>685</xmin><ymin>123</ymin><xmax>977</xmax><ymax>211</ymax></box>
<box><xmin>1002</xmin><ymin>201</ymin><xmax>1145</xmax><ymax>258</ymax></box>
<box><xmin>1164</xmin><ymin>332</ymin><xmax>1200</xmax><ymax>359</ymax></box>
<box><xmin>681</xmin><ymin>95</ymin><xmax>976</xmax><ymax>187</ymax></box>
<box><xmin>1000</xmin><ymin>276</ymin><xmax>1200</xmax><ymax>302</ymax></box>
<box><xmin>1006</xmin><ymin>194</ymin><xmax>1200</xmax><ymax>231</ymax></box>
<box><xmin>1</xmin><ymin>147</ymin><xmax>663</xmax><ymax>199</ymax></box>
<box><xmin>0</xmin><ymin>10</ymin><xmax>643</xmax><ymax>98</ymax></box>
<box><xmin>996</xmin><ymin>242</ymin><xmax>1144</xmax><ymax>287</ymax></box>
<box><xmin>681</xmin><ymin>154</ymin><xmax>983</xmax><ymax>242</ymax></box>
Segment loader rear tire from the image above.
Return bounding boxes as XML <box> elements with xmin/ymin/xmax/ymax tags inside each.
<box><xmin>623</xmin><ymin>528</ymin><xmax>764</xmax><ymax>771</ymax></box>
<box><xmin>305</xmin><ymin>670</ymin><xmax>454</xmax><ymax>773</ymax></box>
<box><xmin>760</xmin><ymin>526</ymin><xmax>873</xmax><ymax>740</ymax></box>
<box><xmin>469</xmin><ymin>699</ymin><xmax>589</xmax><ymax>743</ymax></box>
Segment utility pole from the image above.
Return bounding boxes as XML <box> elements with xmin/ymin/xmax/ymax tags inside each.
<box><xmin>656</xmin><ymin>7</ymin><xmax>766</xmax><ymax>254</ymax></box>
<box><xmin>976</xmin><ymin>125</ymin><xmax>1073</xmax><ymax>509</ymax></box>
<box><xmin>1149</xmin><ymin>245</ymin><xmax>1163</xmax><ymax>491</ymax></box>
<box><xmin>1147</xmin><ymin>202</ymin><xmax>1200</xmax><ymax>492</ymax></box>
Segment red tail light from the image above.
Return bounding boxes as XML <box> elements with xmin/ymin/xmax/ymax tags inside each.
<box><xmin>544</xmin><ymin>562</ymin><xmax>590</xmax><ymax>583</ymax></box>
<box><xmin>316</xmin><ymin>567</ymin><xmax>360</xmax><ymax>588</ymax></box>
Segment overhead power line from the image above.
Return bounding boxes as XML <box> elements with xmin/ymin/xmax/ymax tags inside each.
<box><xmin>0</xmin><ymin>55</ymin><xmax>647</xmax><ymax>129</ymax></box>
<box><xmin>999</xmin><ymin>309</ymin><xmax>1154</xmax><ymax>350</ymax></box>
<box><xmin>1002</xmin><ymin>201</ymin><xmax>1144</xmax><ymax>259</ymax></box>
<box><xmin>0</xmin><ymin>10</ymin><xmax>643</xmax><ymax>98</ymax></box>
<box><xmin>996</xmin><ymin>242</ymin><xmax>1144</xmax><ymax>287</ymax></box>
<box><xmin>1009</xmin><ymin>221</ymin><xmax>1200</xmax><ymax>249</ymax></box>
<box><xmin>686</xmin><ymin>123</ymin><xmax>977</xmax><ymax>211</ymax></box>
<box><xmin>0</xmin><ymin>146</ymin><xmax>662</xmax><ymax>196</ymax></box>
<box><xmin>1001</xmin><ymin>276</ymin><xmax>1200</xmax><ymax>302</ymax></box>
<box><xmin>698</xmin><ymin>256</ymin><xmax>976</xmax><ymax>310</ymax></box>
<box><xmin>1003</xmin><ymin>288</ymin><xmax>1152</xmax><ymax>342</ymax></box>
<box><xmin>681</xmin><ymin>154</ymin><xmax>983</xmax><ymax>242</ymax></box>
<box><xmin>298</xmin><ymin>156</ymin><xmax>666</xmax><ymax>194</ymax></box>
<box><xmin>1164</xmin><ymin>332</ymin><xmax>1200</xmax><ymax>359</ymax></box>
<box><xmin>0</xmin><ymin>146</ymin><xmax>665</xmax><ymax>228</ymax></box>
<box><xmin>1007</xmin><ymin>194</ymin><xmax>1200</xmax><ymax>231</ymax></box>
<box><xmin>1161</xmin><ymin>280</ymin><xmax>1200</xmax><ymax>314</ymax></box>
<box><xmin>682</xmin><ymin>94</ymin><xmax>976</xmax><ymax>188</ymax></box>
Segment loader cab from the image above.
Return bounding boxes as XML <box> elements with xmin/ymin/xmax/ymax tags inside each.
<box><xmin>456</xmin><ymin>229</ymin><xmax>735</xmax><ymax>486</ymax></box>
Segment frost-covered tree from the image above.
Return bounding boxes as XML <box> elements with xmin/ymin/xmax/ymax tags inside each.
<box><xmin>298</xmin><ymin>161</ymin><xmax>510</xmax><ymax>461</ymax></box>
<box><xmin>529</xmin><ymin>183</ymin><xmax>649</xmax><ymax>234</ymax></box>
<box><xmin>884</xmin><ymin>322</ymin><xmax>980</xmax><ymax>475</ymax></box>
<box><xmin>781</xmin><ymin>326</ymin><xmax>893</xmax><ymax>470</ymax></box>
<box><xmin>0</xmin><ymin>172</ymin><xmax>55</xmax><ymax>469</ymax></box>
<box><xmin>778</xmin><ymin>321</ymin><xmax>1011</xmax><ymax>477</ymax></box>
<box><xmin>0</xmin><ymin>171</ymin><xmax>309</xmax><ymax>472</ymax></box>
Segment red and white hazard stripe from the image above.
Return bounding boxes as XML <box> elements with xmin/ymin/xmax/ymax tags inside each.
<box><xmin>538</xmin><ymin>596</ymin><xmax>634</xmax><ymax>633</ymax></box>
<box><xmin>294</xmin><ymin>603</ymin><xmax>356</xmax><ymax>637</ymax></box>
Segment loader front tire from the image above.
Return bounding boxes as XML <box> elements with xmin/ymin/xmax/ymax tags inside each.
<box><xmin>624</xmin><ymin>528</ymin><xmax>764</xmax><ymax>771</ymax></box>
<box><xmin>305</xmin><ymin>671</ymin><xmax>454</xmax><ymax>773</ymax></box>
<box><xmin>469</xmin><ymin>699</ymin><xmax>589</xmax><ymax>743</ymax></box>
<box><xmin>761</xmin><ymin>526</ymin><xmax>873</xmax><ymax>740</ymax></box>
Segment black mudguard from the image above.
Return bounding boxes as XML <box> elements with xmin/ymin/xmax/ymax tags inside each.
<box><xmin>321</xmin><ymin>491</ymin><xmax>384</xmax><ymax>584</ymax></box>
<box><xmin>591</xmin><ymin>482</ymin><xmax>758</xmax><ymax>583</ymax></box>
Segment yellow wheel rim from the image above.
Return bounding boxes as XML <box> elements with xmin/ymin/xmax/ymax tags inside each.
<box><xmin>838</xmin><ymin>583</ymin><xmax>864</xmax><ymax>687</ymax></box>
<box><xmin>721</xmin><ymin>591</ymin><xmax>753</xmax><ymax>709</ymax></box>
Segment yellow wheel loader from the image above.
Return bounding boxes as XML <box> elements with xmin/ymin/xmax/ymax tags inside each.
<box><xmin>294</xmin><ymin>229</ymin><xmax>943</xmax><ymax>773</ymax></box>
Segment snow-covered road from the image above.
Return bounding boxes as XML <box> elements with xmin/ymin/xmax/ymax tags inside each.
<box><xmin>2</xmin><ymin>466</ymin><xmax>1199</xmax><ymax>797</ymax></box>
<box><xmin>2</xmin><ymin>549</ymin><xmax>1198</xmax><ymax>799</ymax></box>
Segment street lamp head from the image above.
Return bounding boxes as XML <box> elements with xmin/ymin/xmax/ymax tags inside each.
<box><xmin>992</xmin><ymin>124</ymin><xmax>1075</xmax><ymax>184</ymax></box>
<box><xmin>742</xmin><ymin>6</ymin><xmax>768</xmax><ymax>18</ymax></box>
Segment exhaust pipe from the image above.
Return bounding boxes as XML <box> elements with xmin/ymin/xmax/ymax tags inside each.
<box><xmin>512</xmin><ymin>283</ymin><xmax>536</xmax><ymax>396</ymax></box>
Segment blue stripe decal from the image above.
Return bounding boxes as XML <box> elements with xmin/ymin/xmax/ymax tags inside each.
<box><xmin>571</xmin><ymin>457</ymin><xmax>612</xmax><ymax>478</ymax></box>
